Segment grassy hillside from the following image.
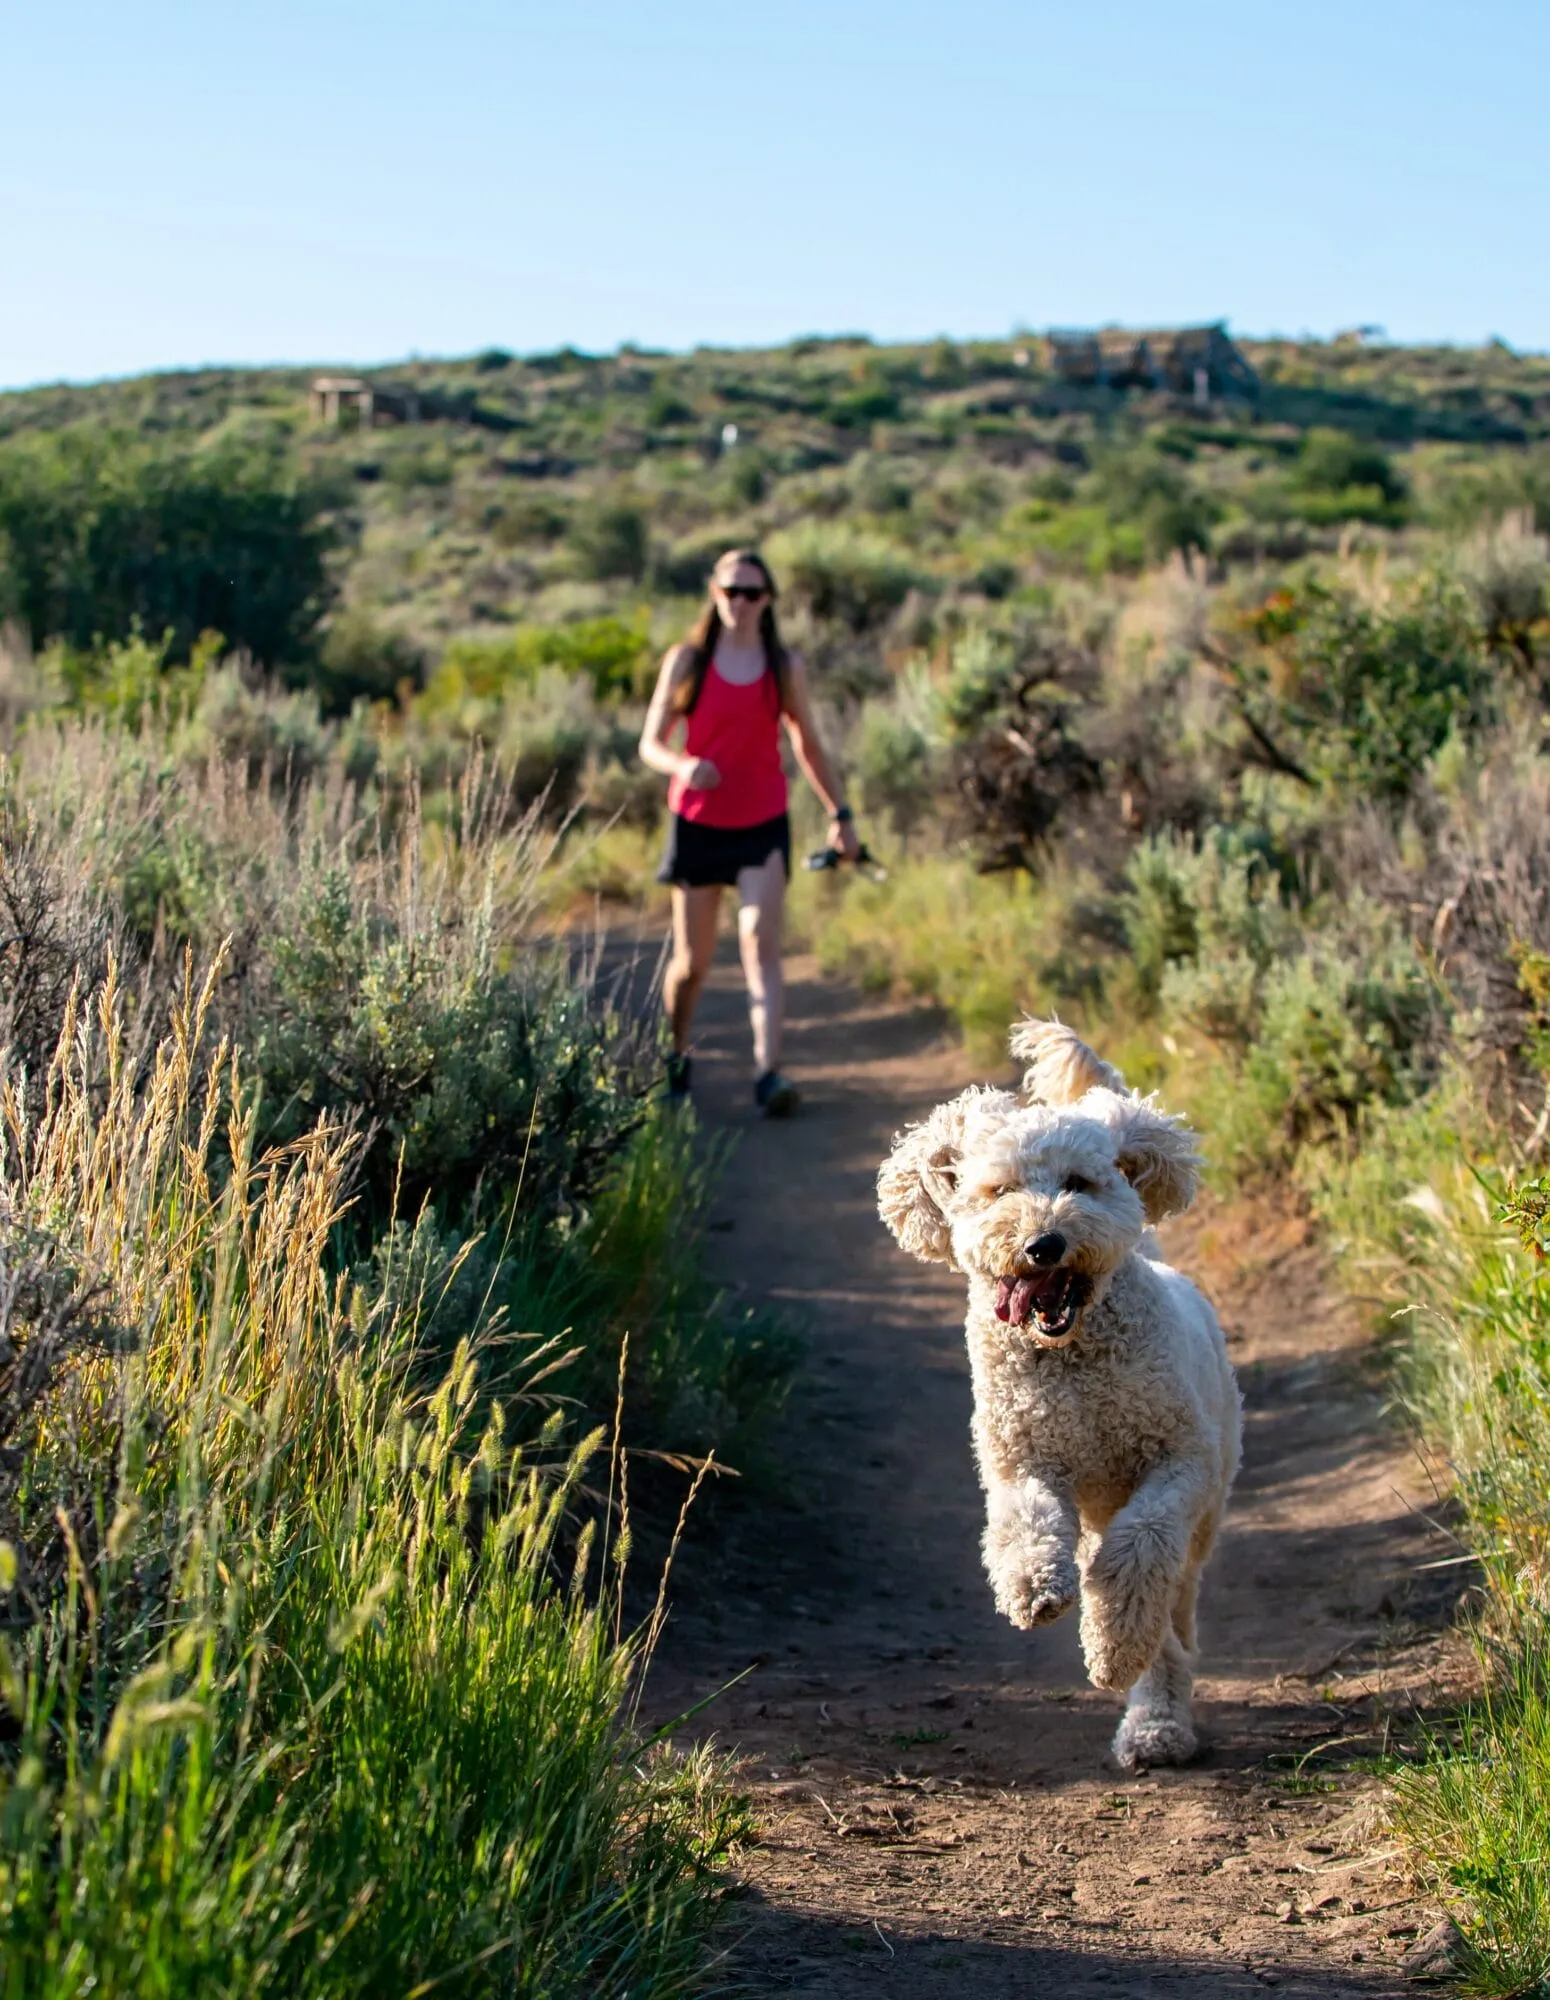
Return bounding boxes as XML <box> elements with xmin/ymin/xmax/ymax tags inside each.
<box><xmin>4</xmin><ymin>330</ymin><xmax>1548</xmax><ymax>679</ymax></box>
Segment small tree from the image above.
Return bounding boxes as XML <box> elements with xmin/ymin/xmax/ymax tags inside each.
<box><xmin>0</xmin><ymin>427</ymin><xmax>335</xmax><ymax>666</ymax></box>
<box><xmin>1235</xmin><ymin>576</ymin><xmax>1489</xmax><ymax>802</ymax></box>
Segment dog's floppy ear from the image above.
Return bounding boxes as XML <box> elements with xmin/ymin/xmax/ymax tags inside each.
<box><xmin>1011</xmin><ymin>1017</ymin><xmax>1127</xmax><ymax>1107</ymax></box>
<box><xmin>877</xmin><ymin>1087</ymin><xmax>1010</xmax><ymax>1264</ymax></box>
<box><xmin>1102</xmin><ymin>1094</ymin><xmax>1202</xmax><ymax>1224</ymax></box>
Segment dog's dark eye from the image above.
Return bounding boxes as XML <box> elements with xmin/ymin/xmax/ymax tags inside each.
<box><xmin>1061</xmin><ymin>1172</ymin><xmax>1096</xmax><ymax>1196</ymax></box>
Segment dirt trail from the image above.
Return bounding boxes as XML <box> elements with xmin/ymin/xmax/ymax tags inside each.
<box><xmin>642</xmin><ymin>942</ymin><xmax>1466</xmax><ymax>1998</ymax></box>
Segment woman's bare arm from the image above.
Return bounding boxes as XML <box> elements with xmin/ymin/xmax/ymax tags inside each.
<box><xmin>638</xmin><ymin>643</ymin><xmax>718</xmax><ymax>788</ymax></box>
<box><xmin>782</xmin><ymin>652</ymin><xmax>860</xmax><ymax>856</ymax></box>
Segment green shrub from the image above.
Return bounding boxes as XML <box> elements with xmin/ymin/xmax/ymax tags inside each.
<box><xmin>1123</xmin><ymin>827</ymin><xmax>1290</xmax><ymax>1007</ymax></box>
<box><xmin>853</xmin><ymin>461</ymin><xmax>913</xmax><ymax>516</ymax></box>
<box><xmin>189</xmin><ymin>662</ymin><xmax>331</xmax><ymax>783</ymax></box>
<box><xmin>0</xmin><ymin>802</ymin><xmax>119</xmax><ymax>1080</ymax></box>
<box><xmin>646</xmin><ymin>382</ymin><xmax>696</xmax><ymax>428</ymax></box>
<box><xmin>0</xmin><ymin>427</ymin><xmax>335</xmax><ymax>667</ymax></box>
<box><xmin>1457</xmin><ymin>511</ymin><xmax>1549</xmax><ymax>675</ymax></box>
<box><xmin>1238</xmin><ymin>576</ymin><xmax>1491</xmax><ymax>801</ymax></box>
<box><xmin>1293</xmin><ymin>427</ymin><xmax>1408</xmax><ymax>521</ymax></box>
<box><xmin>925</xmin><ymin>339</ymin><xmax>966</xmax><ymax>386</ymax></box>
<box><xmin>971</xmin><ymin>556</ymin><xmax>1020</xmax><ymax>599</ymax></box>
<box><xmin>52</xmin><ymin>625</ymin><xmax>216</xmax><ymax>727</ymax></box>
<box><xmin>726</xmin><ymin>450</ymin><xmax>768</xmax><ymax>507</ymax></box>
<box><xmin>651</xmin><ymin>538</ymin><xmax>720</xmax><ymax>596</ymax></box>
<box><xmin>827</xmin><ymin>380</ymin><xmax>901</xmax><ymax>429</ymax></box>
<box><xmin>571</xmin><ymin>502</ymin><xmax>649</xmax><ymax>581</ymax></box>
<box><xmin>1003</xmin><ymin>499</ymin><xmax>1146</xmax><ymax>576</ymax></box>
<box><xmin>497</xmin><ymin>666</ymin><xmax>629</xmax><ymax>811</ymax></box>
<box><xmin>772</xmin><ymin>524</ymin><xmax>921</xmax><ymax>632</ymax></box>
<box><xmin>1419</xmin><ymin>446</ymin><xmax>1550</xmax><ymax>538</ymax></box>
<box><xmin>0</xmin><ymin>725</ymin><xmax>651</xmax><ymax>1244</ymax></box>
<box><xmin>403</xmin><ymin>657</ymin><xmax>641</xmax><ymax>819</ymax></box>
<box><xmin>0</xmin><ymin>711</ymin><xmax>792</xmax><ymax>1462</ymax></box>
<box><xmin>384</xmin><ymin>443</ymin><xmax>455</xmax><ymax>489</ymax></box>
<box><xmin>853</xmin><ymin>697</ymin><xmax>934</xmax><ymax>845</ymax></box>
<box><xmin>488</xmin><ymin>493</ymin><xmax>570</xmax><ymax>547</ymax></box>
<box><xmin>1157</xmin><ymin>948</ymin><xmax>1264</xmax><ymax>1049</ymax></box>
<box><xmin>1241</xmin><ymin>941</ymin><xmax>1434</xmax><ymax>1147</ymax></box>
<box><xmin>1125</xmin><ymin>828</ymin><xmax>1434</xmax><ymax>1154</ymax></box>
<box><xmin>425</xmin><ymin>615</ymin><xmax>652</xmax><ymax>708</ymax></box>
<box><xmin>241</xmin><ymin>839</ymin><xmax>646</xmax><ymax>1226</ymax></box>
<box><xmin>312</xmin><ymin>610</ymin><xmax>424</xmax><ymax>712</ymax></box>
<box><xmin>1089</xmin><ymin>443</ymin><xmax>1221</xmax><ymax>562</ymax></box>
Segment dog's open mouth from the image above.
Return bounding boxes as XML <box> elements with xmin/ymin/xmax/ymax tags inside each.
<box><xmin>994</xmin><ymin>1266</ymin><xmax>1092</xmax><ymax>1344</ymax></box>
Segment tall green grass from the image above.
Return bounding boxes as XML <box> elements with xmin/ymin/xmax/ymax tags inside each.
<box><xmin>1381</xmin><ymin>1187</ymin><xmax>1550</xmax><ymax>1995</ymax></box>
<box><xmin>1395</xmin><ymin>1644</ymin><xmax>1550</xmax><ymax>1996</ymax></box>
<box><xmin>399</xmin><ymin>1108</ymin><xmax>800</xmax><ymax>1458</ymax></box>
<box><xmin>791</xmin><ymin>855</ymin><xmax>1105</xmax><ymax>1060</ymax></box>
<box><xmin>0</xmin><ymin>964</ymin><xmax>744</xmax><ymax>1997</ymax></box>
<box><xmin>1275</xmin><ymin>1103</ymin><xmax>1550</xmax><ymax>1994</ymax></box>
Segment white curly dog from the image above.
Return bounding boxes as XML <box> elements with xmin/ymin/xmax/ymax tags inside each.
<box><xmin>877</xmin><ymin>1020</ymin><xmax>1241</xmax><ymax>1770</ymax></box>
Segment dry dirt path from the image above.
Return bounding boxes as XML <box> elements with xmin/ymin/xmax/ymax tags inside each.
<box><xmin>638</xmin><ymin>941</ymin><xmax>1465</xmax><ymax>1998</ymax></box>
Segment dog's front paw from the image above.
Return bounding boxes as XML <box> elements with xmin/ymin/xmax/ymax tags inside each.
<box><xmin>1080</xmin><ymin>1623</ymin><xmax>1159</xmax><ymax>1692</ymax></box>
<box><xmin>1080</xmin><ymin>1524</ymin><xmax>1174</xmax><ymax>1686</ymax></box>
<box><xmin>993</xmin><ymin>1555</ymin><xmax>1078</xmax><ymax>1632</ymax></box>
<box><xmin>1079</xmin><ymin>1587</ymin><xmax>1165</xmax><ymax>1690</ymax></box>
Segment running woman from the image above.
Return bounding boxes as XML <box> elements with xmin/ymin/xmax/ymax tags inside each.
<box><xmin>638</xmin><ymin>548</ymin><xmax>860</xmax><ymax>1115</ymax></box>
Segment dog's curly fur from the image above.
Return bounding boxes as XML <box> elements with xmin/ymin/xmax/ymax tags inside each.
<box><xmin>878</xmin><ymin>1019</ymin><xmax>1242</xmax><ymax>1770</ymax></box>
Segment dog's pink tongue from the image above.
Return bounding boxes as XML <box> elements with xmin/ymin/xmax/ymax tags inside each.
<box><xmin>994</xmin><ymin>1276</ymin><xmax>1038</xmax><ymax>1324</ymax></box>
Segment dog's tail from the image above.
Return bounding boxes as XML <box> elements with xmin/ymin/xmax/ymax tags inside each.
<box><xmin>1011</xmin><ymin>1017</ymin><xmax>1128</xmax><ymax>1107</ymax></box>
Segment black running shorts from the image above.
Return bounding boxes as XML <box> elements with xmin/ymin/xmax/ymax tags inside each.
<box><xmin>656</xmin><ymin>811</ymin><xmax>791</xmax><ymax>888</ymax></box>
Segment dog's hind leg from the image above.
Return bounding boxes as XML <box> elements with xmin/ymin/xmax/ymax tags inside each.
<box><xmin>1111</xmin><ymin>1562</ymin><xmax>1203</xmax><ymax>1770</ymax></box>
<box><xmin>1111</xmin><ymin>1632</ymin><xmax>1197</xmax><ymax>1770</ymax></box>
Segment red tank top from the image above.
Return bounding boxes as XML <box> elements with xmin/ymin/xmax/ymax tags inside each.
<box><xmin>667</xmin><ymin>655</ymin><xmax>789</xmax><ymax>828</ymax></box>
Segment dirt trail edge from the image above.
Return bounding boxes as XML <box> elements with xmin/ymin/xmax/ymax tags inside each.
<box><xmin>644</xmin><ymin>945</ymin><xmax>1465</xmax><ymax>1999</ymax></box>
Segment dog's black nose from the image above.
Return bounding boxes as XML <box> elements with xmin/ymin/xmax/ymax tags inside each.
<box><xmin>1025</xmin><ymin>1231</ymin><xmax>1067</xmax><ymax>1266</ymax></box>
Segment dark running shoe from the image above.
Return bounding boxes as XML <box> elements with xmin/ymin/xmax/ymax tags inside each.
<box><xmin>665</xmin><ymin>1052</ymin><xmax>692</xmax><ymax>1101</ymax></box>
<box><xmin>755</xmin><ymin>1069</ymin><xmax>799</xmax><ymax>1118</ymax></box>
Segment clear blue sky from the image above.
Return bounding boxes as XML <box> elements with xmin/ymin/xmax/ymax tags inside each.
<box><xmin>4</xmin><ymin>0</ymin><xmax>1546</xmax><ymax>389</ymax></box>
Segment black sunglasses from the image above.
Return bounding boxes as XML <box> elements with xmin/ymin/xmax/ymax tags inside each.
<box><xmin>719</xmin><ymin>583</ymin><xmax>768</xmax><ymax>601</ymax></box>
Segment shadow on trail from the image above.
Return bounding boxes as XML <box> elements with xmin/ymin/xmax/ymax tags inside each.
<box><xmin>715</xmin><ymin>1902</ymin><xmax>1416</xmax><ymax>1999</ymax></box>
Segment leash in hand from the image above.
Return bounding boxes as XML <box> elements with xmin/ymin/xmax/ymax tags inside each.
<box><xmin>804</xmin><ymin>842</ymin><xmax>889</xmax><ymax>883</ymax></box>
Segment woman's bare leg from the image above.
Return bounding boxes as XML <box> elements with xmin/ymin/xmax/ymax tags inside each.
<box><xmin>736</xmin><ymin>853</ymin><xmax>787</xmax><ymax>1074</ymax></box>
<box><xmin>665</xmin><ymin>884</ymin><xmax>721</xmax><ymax>1052</ymax></box>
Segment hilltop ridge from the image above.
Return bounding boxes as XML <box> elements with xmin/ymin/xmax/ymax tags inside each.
<box><xmin>3</xmin><ymin>329</ymin><xmax>1546</xmax><ymax>675</ymax></box>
